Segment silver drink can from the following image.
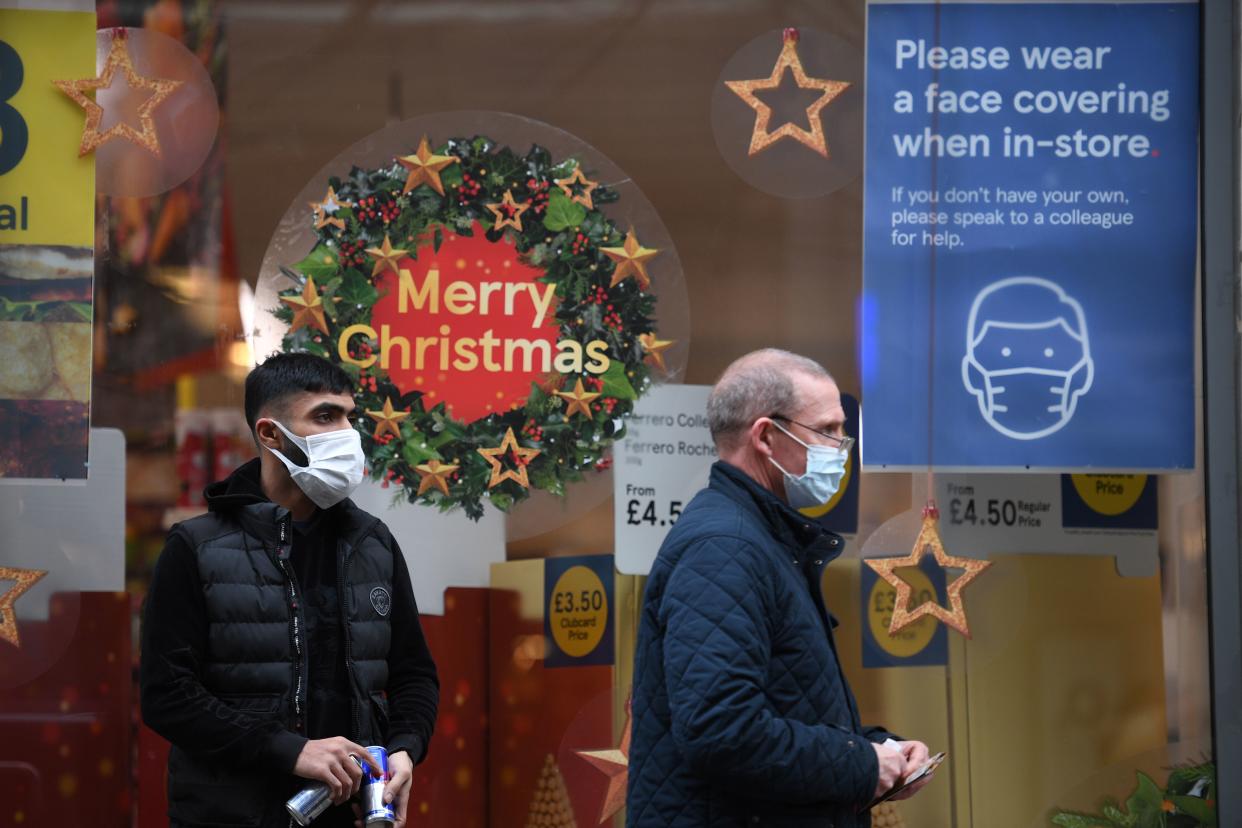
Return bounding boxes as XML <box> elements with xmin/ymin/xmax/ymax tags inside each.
<box><xmin>285</xmin><ymin>782</ymin><xmax>332</xmax><ymax>826</ymax></box>
<box><xmin>361</xmin><ymin>745</ymin><xmax>395</xmax><ymax>826</ymax></box>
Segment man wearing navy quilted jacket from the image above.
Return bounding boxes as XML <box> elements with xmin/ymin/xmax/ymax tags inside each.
<box><xmin>628</xmin><ymin>349</ymin><xmax>933</xmax><ymax>827</ymax></box>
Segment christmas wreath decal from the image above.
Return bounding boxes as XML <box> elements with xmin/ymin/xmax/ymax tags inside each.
<box><xmin>272</xmin><ymin>135</ymin><xmax>672</xmax><ymax>519</ymax></box>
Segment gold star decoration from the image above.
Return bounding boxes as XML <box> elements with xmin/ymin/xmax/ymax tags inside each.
<box><xmin>485</xmin><ymin>190</ymin><xmax>531</xmax><ymax>232</ymax></box>
<box><xmin>414</xmin><ymin>459</ymin><xmax>460</xmax><ymax>497</ymax></box>
<box><xmin>639</xmin><ymin>333</ymin><xmax>675</xmax><ymax>373</ymax></box>
<box><xmin>280</xmin><ymin>276</ymin><xmax>330</xmax><ymax>335</ymax></box>
<box><xmin>477</xmin><ymin>427</ymin><xmax>541</xmax><ymax>490</ymax></box>
<box><xmin>555</xmin><ymin>378</ymin><xmax>601</xmax><ymax>418</ymax></box>
<box><xmin>365</xmin><ymin>234</ymin><xmax>408</xmax><ymax>278</ymax></box>
<box><xmin>602</xmin><ymin>228</ymin><xmax>660</xmax><ymax>290</ymax></box>
<box><xmin>575</xmin><ymin>701</ymin><xmax>632</xmax><ymax>824</ymax></box>
<box><xmin>553</xmin><ymin>167</ymin><xmax>599</xmax><ymax>210</ymax></box>
<box><xmin>53</xmin><ymin>33</ymin><xmax>184</xmax><ymax>158</ymax></box>
<box><xmin>863</xmin><ymin>506</ymin><xmax>992</xmax><ymax>638</ymax></box>
<box><xmin>0</xmin><ymin>567</ymin><xmax>48</xmax><ymax>648</ymax></box>
<box><xmin>724</xmin><ymin>27</ymin><xmax>850</xmax><ymax>158</ymax></box>
<box><xmin>365</xmin><ymin>397</ymin><xmax>410</xmax><ymax>440</ymax></box>
<box><xmin>309</xmin><ymin>186</ymin><xmax>353</xmax><ymax>231</ymax></box>
<box><xmin>396</xmin><ymin>136</ymin><xmax>458</xmax><ymax>196</ymax></box>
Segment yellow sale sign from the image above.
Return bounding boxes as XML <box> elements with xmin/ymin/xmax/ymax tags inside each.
<box><xmin>0</xmin><ymin>7</ymin><xmax>94</xmax><ymax>246</ymax></box>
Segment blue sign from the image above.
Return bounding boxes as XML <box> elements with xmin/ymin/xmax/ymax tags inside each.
<box><xmin>544</xmin><ymin>554</ymin><xmax>615</xmax><ymax>668</ymax></box>
<box><xmin>861</xmin><ymin>2</ymin><xmax>1198</xmax><ymax>470</ymax></box>
<box><xmin>1060</xmin><ymin>474</ymin><xmax>1158</xmax><ymax>530</ymax></box>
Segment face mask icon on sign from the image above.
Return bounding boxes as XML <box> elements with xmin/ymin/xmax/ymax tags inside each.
<box><xmin>961</xmin><ymin>277</ymin><xmax>1094</xmax><ymax>441</ymax></box>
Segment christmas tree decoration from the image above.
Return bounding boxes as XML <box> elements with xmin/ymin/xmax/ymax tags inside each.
<box><xmin>54</xmin><ymin>32</ymin><xmax>184</xmax><ymax>158</ymax></box>
<box><xmin>478</xmin><ymin>427</ymin><xmax>541</xmax><ymax>490</ymax></box>
<box><xmin>0</xmin><ymin>567</ymin><xmax>47</xmax><ymax>647</ymax></box>
<box><xmin>365</xmin><ymin>234</ymin><xmax>408</xmax><ymax>278</ymax></box>
<box><xmin>279</xmin><ymin>276</ymin><xmax>330</xmax><ymax>335</ymax></box>
<box><xmin>523</xmin><ymin>755</ymin><xmax>579</xmax><ymax>828</ymax></box>
<box><xmin>724</xmin><ymin>27</ymin><xmax>850</xmax><ymax>158</ymax></box>
<box><xmin>639</xmin><ymin>333</ymin><xmax>675</xmax><ymax>373</ymax></box>
<box><xmin>554</xmin><ymin>167</ymin><xmax>599</xmax><ymax>210</ymax></box>
<box><xmin>310</xmin><ymin>186</ymin><xmax>353</xmax><ymax>231</ymax></box>
<box><xmin>397</xmin><ymin>135</ymin><xmax>459</xmax><ymax>196</ymax></box>
<box><xmin>366</xmin><ymin>397</ymin><xmax>410</xmax><ymax>441</ymax></box>
<box><xmin>555</xmin><ymin>378</ymin><xmax>601</xmax><ymax>419</ymax></box>
<box><xmin>602</xmin><ymin>229</ymin><xmax>660</xmax><ymax>290</ymax></box>
<box><xmin>575</xmin><ymin>704</ymin><xmax>632</xmax><ymax>824</ymax></box>
<box><xmin>486</xmin><ymin>190</ymin><xmax>532</xmax><ymax>232</ymax></box>
<box><xmin>415</xmin><ymin>459</ymin><xmax>460</xmax><ymax>497</ymax></box>
<box><xmin>864</xmin><ymin>505</ymin><xmax>991</xmax><ymax>638</ymax></box>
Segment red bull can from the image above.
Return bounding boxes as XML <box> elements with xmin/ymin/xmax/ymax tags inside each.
<box><xmin>361</xmin><ymin>745</ymin><xmax>394</xmax><ymax>826</ymax></box>
<box><xmin>285</xmin><ymin>755</ymin><xmax>365</xmax><ymax>826</ymax></box>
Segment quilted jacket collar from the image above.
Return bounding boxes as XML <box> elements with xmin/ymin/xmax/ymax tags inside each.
<box><xmin>710</xmin><ymin>461</ymin><xmax>845</xmax><ymax>562</ymax></box>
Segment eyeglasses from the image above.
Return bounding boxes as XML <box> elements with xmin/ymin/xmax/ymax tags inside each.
<box><xmin>769</xmin><ymin>415</ymin><xmax>855</xmax><ymax>453</ymax></box>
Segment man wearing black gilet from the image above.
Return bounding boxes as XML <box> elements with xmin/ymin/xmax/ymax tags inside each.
<box><xmin>141</xmin><ymin>353</ymin><xmax>439</xmax><ymax>828</ymax></box>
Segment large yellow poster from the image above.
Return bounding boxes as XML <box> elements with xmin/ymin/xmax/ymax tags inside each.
<box><xmin>0</xmin><ymin>6</ymin><xmax>95</xmax><ymax>479</ymax></box>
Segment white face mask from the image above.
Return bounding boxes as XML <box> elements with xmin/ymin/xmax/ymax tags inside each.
<box><xmin>768</xmin><ymin>421</ymin><xmax>848</xmax><ymax>511</ymax></box>
<box><xmin>265</xmin><ymin>420</ymin><xmax>365</xmax><ymax>509</ymax></box>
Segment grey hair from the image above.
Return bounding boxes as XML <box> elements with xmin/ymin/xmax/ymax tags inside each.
<box><xmin>706</xmin><ymin>349</ymin><xmax>832</xmax><ymax>449</ymax></box>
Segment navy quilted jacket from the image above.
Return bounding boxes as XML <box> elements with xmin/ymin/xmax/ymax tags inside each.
<box><xmin>628</xmin><ymin>462</ymin><xmax>896</xmax><ymax>828</ymax></box>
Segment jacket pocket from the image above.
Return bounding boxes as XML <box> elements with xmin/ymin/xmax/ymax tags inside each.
<box><xmin>369</xmin><ymin>692</ymin><xmax>390</xmax><ymax>742</ymax></box>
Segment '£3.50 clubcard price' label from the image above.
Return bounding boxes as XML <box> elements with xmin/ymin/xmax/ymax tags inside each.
<box><xmin>614</xmin><ymin>385</ymin><xmax>715</xmax><ymax>575</ymax></box>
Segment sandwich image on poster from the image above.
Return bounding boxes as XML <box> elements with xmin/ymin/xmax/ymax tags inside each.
<box><xmin>0</xmin><ymin>245</ymin><xmax>93</xmax><ymax>480</ymax></box>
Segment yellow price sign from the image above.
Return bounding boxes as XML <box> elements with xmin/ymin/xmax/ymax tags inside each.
<box><xmin>0</xmin><ymin>8</ymin><xmax>94</xmax><ymax>246</ymax></box>
<box><xmin>867</xmin><ymin>567</ymin><xmax>939</xmax><ymax>658</ymax></box>
<box><xmin>1070</xmin><ymin>474</ymin><xmax>1148</xmax><ymax>516</ymax></box>
<box><xmin>547</xmin><ymin>565</ymin><xmax>609</xmax><ymax>659</ymax></box>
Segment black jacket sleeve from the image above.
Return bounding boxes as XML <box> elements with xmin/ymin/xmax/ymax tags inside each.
<box><xmin>383</xmin><ymin>535</ymin><xmax>440</xmax><ymax>764</ymax></box>
<box><xmin>139</xmin><ymin>527</ymin><xmax>307</xmax><ymax>771</ymax></box>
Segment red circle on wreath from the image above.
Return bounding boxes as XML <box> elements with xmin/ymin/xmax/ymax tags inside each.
<box><xmin>370</xmin><ymin>223</ymin><xmax>561</xmax><ymax>423</ymax></box>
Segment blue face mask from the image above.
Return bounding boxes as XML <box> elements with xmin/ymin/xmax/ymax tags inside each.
<box><xmin>768</xmin><ymin>421</ymin><xmax>848</xmax><ymax>510</ymax></box>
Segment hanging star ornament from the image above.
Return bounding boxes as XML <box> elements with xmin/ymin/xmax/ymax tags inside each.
<box><xmin>366</xmin><ymin>234</ymin><xmax>408</xmax><ymax>277</ymax></box>
<box><xmin>724</xmin><ymin>28</ymin><xmax>850</xmax><ymax>158</ymax></box>
<box><xmin>639</xmin><ymin>333</ymin><xmax>675</xmax><ymax>373</ymax></box>
<box><xmin>485</xmin><ymin>190</ymin><xmax>531</xmax><ymax>232</ymax></box>
<box><xmin>415</xmin><ymin>459</ymin><xmax>460</xmax><ymax>497</ymax></box>
<box><xmin>53</xmin><ymin>33</ymin><xmax>184</xmax><ymax>158</ymax></box>
<box><xmin>575</xmin><ymin>700</ymin><xmax>633</xmax><ymax>824</ymax></box>
<box><xmin>602</xmin><ymin>228</ymin><xmax>659</xmax><ymax>290</ymax></box>
<box><xmin>310</xmin><ymin>186</ymin><xmax>353</xmax><ymax>231</ymax></box>
<box><xmin>553</xmin><ymin>167</ymin><xmax>599</xmax><ymax>209</ymax></box>
<box><xmin>555</xmin><ymin>378</ymin><xmax>601</xmax><ymax>418</ymax></box>
<box><xmin>477</xmin><ymin>427</ymin><xmax>541</xmax><ymax>490</ymax></box>
<box><xmin>863</xmin><ymin>505</ymin><xmax>992</xmax><ymax>638</ymax></box>
<box><xmin>396</xmin><ymin>136</ymin><xmax>458</xmax><ymax>196</ymax></box>
<box><xmin>366</xmin><ymin>398</ymin><xmax>410</xmax><ymax>441</ymax></box>
<box><xmin>0</xmin><ymin>567</ymin><xmax>47</xmax><ymax>648</ymax></box>
<box><xmin>280</xmin><ymin>276</ymin><xmax>330</xmax><ymax>335</ymax></box>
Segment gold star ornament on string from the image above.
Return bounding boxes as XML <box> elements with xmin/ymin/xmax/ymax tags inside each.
<box><xmin>415</xmin><ymin>459</ymin><xmax>460</xmax><ymax>497</ymax></box>
<box><xmin>863</xmin><ymin>506</ymin><xmax>992</xmax><ymax>638</ymax></box>
<box><xmin>575</xmin><ymin>702</ymin><xmax>633</xmax><ymax>824</ymax></box>
<box><xmin>555</xmin><ymin>378</ymin><xmax>601</xmax><ymax>418</ymax></box>
<box><xmin>366</xmin><ymin>398</ymin><xmax>410</xmax><ymax>441</ymax></box>
<box><xmin>0</xmin><ymin>567</ymin><xmax>48</xmax><ymax>648</ymax></box>
<box><xmin>553</xmin><ymin>167</ymin><xmax>599</xmax><ymax>210</ymax></box>
<box><xmin>280</xmin><ymin>276</ymin><xmax>330</xmax><ymax>335</ymax></box>
<box><xmin>485</xmin><ymin>190</ymin><xmax>531</xmax><ymax>232</ymax></box>
<box><xmin>397</xmin><ymin>136</ymin><xmax>458</xmax><ymax>196</ymax></box>
<box><xmin>724</xmin><ymin>28</ymin><xmax>850</xmax><ymax>158</ymax></box>
<box><xmin>602</xmin><ymin>229</ymin><xmax>659</xmax><ymax>290</ymax></box>
<box><xmin>366</xmin><ymin>234</ymin><xmax>408</xmax><ymax>277</ymax></box>
<box><xmin>477</xmin><ymin>427</ymin><xmax>541</xmax><ymax>490</ymax></box>
<box><xmin>310</xmin><ymin>186</ymin><xmax>353</xmax><ymax>231</ymax></box>
<box><xmin>54</xmin><ymin>33</ymin><xmax>184</xmax><ymax>158</ymax></box>
<box><xmin>639</xmin><ymin>333</ymin><xmax>676</xmax><ymax>373</ymax></box>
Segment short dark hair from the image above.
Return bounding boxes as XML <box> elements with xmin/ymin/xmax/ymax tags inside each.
<box><xmin>244</xmin><ymin>352</ymin><xmax>354</xmax><ymax>433</ymax></box>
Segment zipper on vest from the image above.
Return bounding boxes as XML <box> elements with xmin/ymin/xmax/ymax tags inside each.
<box><xmin>276</xmin><ymin>515</ymin><xmax>307</xmax><ymax>734</ymax></box>
<box><xmin>339</xmin><ymin>544</ymin><xmax>362</xmax><ymax>742</ymax></box>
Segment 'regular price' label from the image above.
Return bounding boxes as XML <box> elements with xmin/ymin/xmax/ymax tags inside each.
<box><xmin>614</xmin><ymin>385</ymin><xmax>715</xmax><ymax>575</ymax></box>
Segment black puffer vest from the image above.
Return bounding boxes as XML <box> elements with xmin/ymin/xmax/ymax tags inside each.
<box><xmin>168</xmin><ymin>461</ymin><xmax>396</xmax><ymax>827</ymax></box>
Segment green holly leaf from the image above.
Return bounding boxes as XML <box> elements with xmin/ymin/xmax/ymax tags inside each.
<box><xmin>1051</xmin><ymin>816</ymin><xmax>1118</xmax><ymax>828</ymax></box>
<box><xmin>600</xmin><ymin>360</ymin><xmax>637</xmax><ymax>400</ymax></box>
<box><xmin>335</xmin><ymin>269</ymin><xmax>379</xmax><ymax>308</ymax></box>
<box><xmin>1166</xmin><ymin>795</ymin><xmax>1215</xmax><ymax>824</ymax></box>
<box><xmin>401</xmin><ymin>433</ymin><xmax>442</xmax><ymax>467</ymax></box>
<box><xmin>543</xmin><ymin>190</ymin><xmax>587</xmax><ymax>232</ymax></box>
<box><xmin>293</xmin><ymin>245</ymin><xmax>340</xmax><ymax>280</ymax></box>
